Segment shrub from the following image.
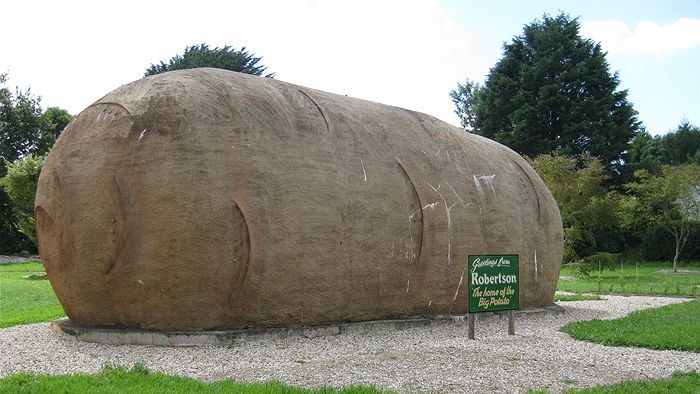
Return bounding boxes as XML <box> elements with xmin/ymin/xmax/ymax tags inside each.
<box><xmin>566</xmin><ymin>252</ymin><xmax>621</xmax><ymax>277</ymax></box>
<box><xmin>0</xmin><ymin>154</ymin><xmax>45</xmax><ymax>246</ymax></box>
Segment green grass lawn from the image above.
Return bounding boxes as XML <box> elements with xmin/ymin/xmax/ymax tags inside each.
<box><xmin>561</xmin><ymin>298</ymin><xmax>700</xmax><ymax>352</ymax></box>
<box><xmin>0</xmin><ymin>261</ymin><xmax>65</xmax><ymax>328</ymax></box>
<box><xmin>2</xmin><ymin>364</ymin><xmax>696</xmax><ymax>394</ymax></box>
<box><xmin>566</xmin><ymin>371</ymin><xmax>700</xmax><ymax>394</ymax></box>
<box><xmin>0</xmin><ymin>364</ymin><xmax>385</xmax><ymax>394</ymax></box>
<box><xmin>557</xmin><ymin>261</ymin><xmax>700</xmax><ymax>296</ymax></box>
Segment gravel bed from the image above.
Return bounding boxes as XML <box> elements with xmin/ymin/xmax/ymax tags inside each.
<box><xmin>0</xmin><ymin>255</ymin><xmax>40</xmax><ymax>264</ymax></box>
<box><xmin>1</xmin><ymin>295</ymin><xmax>698</xmax><ymax>393</ymax></box>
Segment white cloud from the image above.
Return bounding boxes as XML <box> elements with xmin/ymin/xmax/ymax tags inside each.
<box><xmin>581</xmin><ymin>18</ymin><xmax>700</xmax><ymax>55</ymax></box>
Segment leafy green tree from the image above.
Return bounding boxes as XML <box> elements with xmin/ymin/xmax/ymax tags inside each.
<box><xmin>622</xmin><ymin>164</ymin><xmax>700</xmax><ymax>271</ymax></box>
<box><xmin>620</xmin><ymin>121</ymin><xmax>700</xmax><ymax>186</ymax></box>
<box><xmin>468</xmin><ymin>13</ymin><xmax>640</xmax><ymax>173</ymax></box>
<box><xmin>656</xmin><ymin>120</ymin><xmax>700</xmax><ymax>165</ymax></box>
<box><xmin>627</xmin><ymin>131</ymin><xmax>661</xmax><ymax>172</ymax></box>
<box><xmin>145</xmin><ymin>44</ymin><xmax>274</xmax><ymax>77</ymax></box>
<box><xmin>0</xmin><ymin>74</ymin><xmax>71</xmax><ymax>253</ymax></box>
<box><xmin>0</xmin><ymin>154</ymin><xmax>45</xmax><ymax>245</ymax></box>
<box><xmin>449</xmin><ymin>78</ymin><xmax>483</xmax><ymax>131</ymax></box>
<box><xmin>1</xmin><ymin>74</ymin><xmax>44</xmax><ymax>164</ymax></box>
<box><xmin>37</xmin><ymin>107</ymin><xmax>72</xmax><ymax>154</ymax></box>
<box><xmin>1</xmin><ymin>74</ymin><xmax>42</xmax><ymax>253</ymax></box>
<box><xmin>0</xmin><ymin>185</ymin><xmax>27</xmax><ymax>253</ymax></box>
<box><xmin>528</xmin><ymin>154</ymin><xmax>623</xmax><ymax>268</ymax></box>
<box><xmin>0</xmin><ymin>75</ymin><xmax>71</xmax><ymax>163</ymax></box>
<box><xmin>617</xmin><ymin>130</ymin><xmax>662</xmax><ymax>185</ymax></box>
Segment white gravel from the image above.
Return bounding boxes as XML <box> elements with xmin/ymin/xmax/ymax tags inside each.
<box><xmin>0</xmin><ymin>255</ymin><xmax>40</xmax><ymax>264</ymax></box>
<box><xmin>1</xmin><ymin>295</ymin><xmax>698</xmax><ymax>393</ymax></box>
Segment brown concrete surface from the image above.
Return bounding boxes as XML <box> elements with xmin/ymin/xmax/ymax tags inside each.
<box><xmin>50</xmin><ymin>306</ymin><xmax>565</xmax><ymax>346</ymax></box>
<box><xmin>35</xmin><ymin>68</ymin><xmax>563</xmax><ymax>331</ymax></box>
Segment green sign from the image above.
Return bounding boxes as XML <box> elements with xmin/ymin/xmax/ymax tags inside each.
<box><xmin>468</xmin><ymin>255</ymin><xmax>519</xmax><ymax>312</ymax></box>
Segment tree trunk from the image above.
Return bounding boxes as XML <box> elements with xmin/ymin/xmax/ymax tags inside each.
<box><xmin>671</xmin><ymin>227</ymin><xmax>680</xmax><ymax>273</ymax></box>
<box><xmin>669</xmin><ymin>222</ymin><xmax>689</xmax><ymax>274</ymax></box>
<box><xmin>673</xmin><ymin>252</ymin><xmax>679</xmax><ymax>273</ymax></box>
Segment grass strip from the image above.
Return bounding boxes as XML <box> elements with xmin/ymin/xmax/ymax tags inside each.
<box><xmin>0</xmin><ymin>364</ymin><xmax>388</xmax><ymax>393</ymax></box>
<box><xmin>556</xmin><ymin>261</ymin><xmax>700</xmax><ymax>297</ymax></box>
<box><xmin>0</xmin><ymin>261</ymin><xmax>65</xmax><ymax>328</ymax></box>
<box><xmin>560</xmin><ymin>299</ymin><xmax>699</xmax><ymax>352</ymax></box>
<box><xmin>566</xmin><ymin>370</ymin><xmax>700</xmax><ymax>393</ymax></box>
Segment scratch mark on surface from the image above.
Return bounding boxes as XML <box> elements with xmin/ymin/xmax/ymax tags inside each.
<box><xmin>111</xmin><ymin>174</ymin><xmax>127</xmax><ymax>260</ymax></box>
<box><xmin>446</xmin><ymin>205</ymin><xmax>455</xmax><ymax>263</ymax></box>
<box><xmin>435</xmin><ymin>147</ymin><xmax>451</xmax><ymax>161</ymax></box>
<box><xmin>534</xmin><ymin>249</ymin><xmax>539</xmax><ymax>283</ymax></box>
<box><xmin>397</xmin><ymin>158</ymin><xmax>424</xmax><ymax>266</ymax></box>
<box><xmin>428</xmin><ymin>300</ymin><xmax>432</xmax><ymax>307</ymax></box>
<box><xmin>230</xmin><ymin>199</ymin><xmax>252</xmax><ymax>288</ymax></box>
<box><xmin>428</xmin><ymin>183</ymin><xmax>458</xmax><ymax>265</ymax></box>
<box><xmin>137</xmin><ymin>280</ymin><xmax>144</xmax><ymax>286</ymax></box>
<box><xmin>407</xmin><ymin>200</ymin><xmax>439</xmax><ymax>262</ymax></box>
<box><xmin>473</xmin><ymin>175</ymin><xmax>497</xmax><ymax>212</ymax></box>
<box><xmin>406</xmin><ymin>279</ymin><xmax>410</xmax><ymax>293</ymax></box>
<box><xmin>478</xmin><ymin>175</ymin><xmax>496</xmax><ymax>194</ymax></box>
<box><xmin>512</xmin><ymin>159</ymin><xmax>542</xmax><ymax>222</ymax></box>
<box><xmin>360</xmin><ymin>157</ymin><xmax>367</xmax><ymax>181</ymax></box>
<box><xmin>408</xmin><ymin>202</ymin><xmax>439</xmax><ymax>220</ymax></box>
<box><xmin>86</xmin><ymin>101</ymin><xmax>133</xmax><ymax>116</ymax></box>
<box><xmin>104</xmin><ymin>259</ymin><xmax>116</xmax><ymax>276</ymax></box>
<box><xmin>453</xmin><ymin>263</ymin><xmax>468</xmax><ymax>301</ymax></box>
<box><xmin>473</xmin><ymin>175</ymin><xmax>485</xmax><ymax>202</ymax></box>
<box><xmin>138</xmin><ymin>128</ymin><xmax>147</xmax><ymax>142</ymax></box>
<box><xmin>447</xmin><ymin>183</ymin><xmax>467</xmax><ymax>207</ymax></box>
<box><xmin>298</xmin><ymin>89</ymin><xmax>331</xmax><ymax>132</ymax></box>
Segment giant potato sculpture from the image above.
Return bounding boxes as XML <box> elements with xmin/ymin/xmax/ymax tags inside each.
<box><xmin>36</xmin><ymin>68</ymin><xmax>563</xmax><ymax>331</ymax></box>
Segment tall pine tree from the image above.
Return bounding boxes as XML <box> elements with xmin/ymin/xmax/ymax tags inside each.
<box><xmin>471</xmin><ymin>13</ymin><xmax>640</xmax><ymax>172</ymax></box>
<box><xmin>145</xmin><ymin>44</ymin><xmax>274</xmax><ymax>77</ymax></box>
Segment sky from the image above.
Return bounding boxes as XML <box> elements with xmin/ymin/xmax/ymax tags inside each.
<box><xmin>2</xmin><ymin>0</ymin><xmax>699</xmax><ymax>136</ymax></box>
